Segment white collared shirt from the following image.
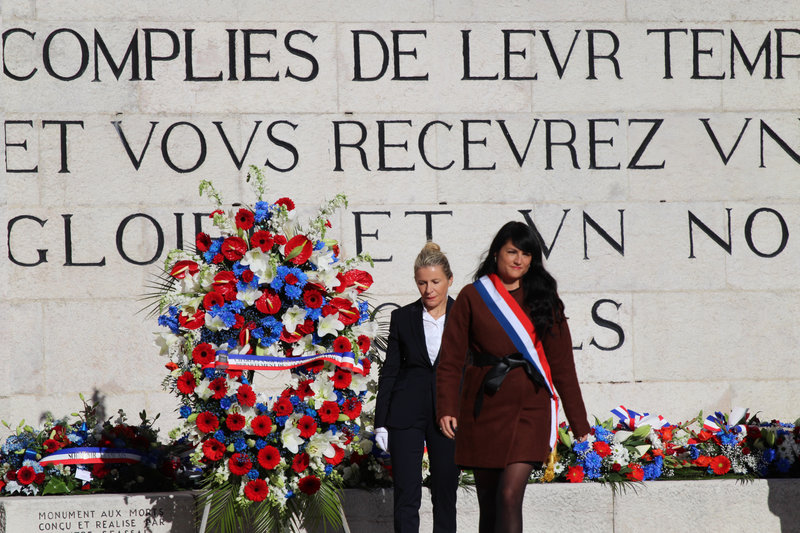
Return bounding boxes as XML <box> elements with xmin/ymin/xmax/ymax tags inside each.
<box><xmin>422</xmin><ymin>308</ymin><xmax>446</xmax><ymax>365</ymax></box>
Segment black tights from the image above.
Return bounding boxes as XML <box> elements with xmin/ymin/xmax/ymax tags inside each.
<box><xmin>473</xmin><ymin>462</ymin><xmax>535</xmax><ymax>533</ymax></box>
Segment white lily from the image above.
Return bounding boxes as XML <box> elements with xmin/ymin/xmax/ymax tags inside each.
<box><xmin>309</xmin><ymin>377</ymin><xmax>336</xmax><ymax>408</ymax></box>
<box><xmin>317</xmin><ymin>312</ymin><xmax>344</xmax><ymax>337</ymax></box>
<box><xmin>292</xmin><ymin>334</ymin><xmax>320</xmax><ymax>356</ymax></box>
<box><xmin>309</xmin><ymin>247</ymin><xmax>335</xmax><ymax>271</ymax></box>
<box><xmin>282</xmin><ymin>305</ymin><xmax>307</xmax><ymax>334</ymax></box>
<box><xmin>236</xmin><ymin>286</ymin><xmax>263</xmax><ymax>306</ymax></box>
<box><xmin>204</xmin><ymin>312</ymin><xmax>228</xmax><ymax>331</ymax></box>
<box><xmin>349</xmin><ymin>372</ymin><xmax>369</xmax><ymax>394</ymax></box>
<box><xmin>153</xmin><ymin>330</ymin><xmax>180</xmax><ymax>356</ymax></box>
<box><xmin>195</xmin><ymin>379</ymin><xmax>213</xmax><ymax>401</ymax></box>
<box><xmin>351</xmin><ymin>319</ymin><xmax>379</xmax><ymax>339</ymax></box>
<box><xmin>307</xmin><ymin>267</ymin><xmax>340</xmax><ymax>290</ymax></box>
<box><xmin>281</xmin><ymin>425</ymin><xmax>303</xmax><ymax>454</ymax></box>
<box><xmin>240</xmin><ymin>248</ymin><xmax>272</xmax><ymax>281</ymax></box>
<box><xmin>306</xmin><ymin>430</ymin><xmax>337</xmax><ymax>459</ymax></box>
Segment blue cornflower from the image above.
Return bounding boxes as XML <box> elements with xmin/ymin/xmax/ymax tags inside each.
<box><xmin>254</xmin><ymin>201</ymin><xmax>271</xmax><ymax>223</ymax></box>
<box><xmin>306</xmin><ymin>307</ymin><xmax>322</xmax><ymax>321</ymax></box>
<box><xmin>248</xmin><ymin>469</ymin><xmax>260</xmax><ymax>480</ymax></box>
<box><xmin>592</xmin><ymin>425</ymin><xmax>613</xmax><ymax>443</ymax></box>
<box><xmin>214</xmin><ymin>430</ymin><xmax>227</xmax><ymax>443</ymax></box>
<box><xmin>314</xmin><ymin>240</ymin><xmax>325</xmax><ymax>251</ymax></box>
<box><xmin>220</xmin><ymin>397</ymin><xmax>232</xmax><ymax>411</ymax></box>
<box><xmin>581</xmin><ymin>451</ymin><xmax>602</xmax><ymax>479</ymax></box>
<box><xmin>284</xmin><ymin>284</ymin><xmax>302</xmax><ymax>300</ymax></box>
<box><xmin>573</xmin><ymin>440</ymin><xmax>590</xmax><ymax>455</ymax></box>
<box><xmin>256</xmin><ymin>403</ymin><xmax>269</xmax><ymax>414</ymax></box>
<box><xmin>763</xmin><ymin>448</ymin><xmax>776</xmax><ymax>463</ymax></box>
<box><xmin>179</xmin><ymin>405</ymin><xmax>192</xmax><ymax>418</ymax></box>
<box><xmin>775</xmin><ymin>458</ymin><xmax>791</xmax><ymax>473</ymax></box>
<box><xmin>324</xmin><ymin>464</ymin><xmax>333</xmax><ymax>475</ymax></box>
<box><xmin>157</xmin><ymin>306</ymin><xmax>181</xmax><ymax>334</ymax></box>
<box><xmin>204</xmin><ymin>368</ymin><xmax>216</xmax><ymax>379</ymax></box>
<box><xmin>276</xmin><ymin>415</ymin><xmax>289</xmax><ymax>427</ymax></box>
<box><xmin>234</xmin><ymin>438</ymin><xmax>247</xmax><ymax>452</ymax></box>
<box><xmin>203</xmin><ymin>239</ymin><xmax>223</xmax><ymax>263</ymax></box>
<box><xmin>720</xmin><ymin>433</ymin><xmax>738</xmax><ymax>447</ymax></box>
<box><xmin>256</xmin><ymin>439</ymin><xmax>267</xmax><ymax>449</ymax></box>
<box><xmin>689</xmin><ymin>445</ymin><xmax>701</xmax><ymax>460</ymax></box>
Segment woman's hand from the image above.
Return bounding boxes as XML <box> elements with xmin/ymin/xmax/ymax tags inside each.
<box><xmin>439</xmin><ymin>416</ymin><xmax>458</xmax><ymax>439</ymax></box>
<box><xmin>576</xmin><ymin>433</ymin><xmax>589</xmax><ymax>443</ymax></box>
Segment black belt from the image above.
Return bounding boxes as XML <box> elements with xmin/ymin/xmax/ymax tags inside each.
<box><xmin>471</xmin><ymin>351</ymin><xmax>547</xmax><ymax>419</ymax></box>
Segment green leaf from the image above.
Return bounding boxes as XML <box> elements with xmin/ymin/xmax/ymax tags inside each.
<box><xmin>558</xmin><ymin>427</ymin><xmax>572</xmax><ymax>448</ymax></box>
<box><xmin>631</xmin><ymin>424</ymin><xmax>652</xmax><ymax>439</ymax></box>
<box><xmin>42</xmin><ymin>478</ymin><xmax>70</xmax><ymax>495</ymax></box>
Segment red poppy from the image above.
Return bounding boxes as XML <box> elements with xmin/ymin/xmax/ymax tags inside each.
<box><xmin>256</xmin><ymin>290</ymin><xmax>282</xmax><ymax>315</ymax></box>
<box><xmin>251</xmin><ymin>415</ymin><xmax>273</xmax><ymax>437</ymax></box>
<box><xmin>196</xmin><ymin>232</ymin><xmax>212</xmax><ymax>252</ymax></box>
<box><xmin>16</xmin><ymin>466</ymin><xmax>36</xmax><ymax>486</ymax></box>
<box><xmin>331</xmin><ymin>369</ymin><xmax>352</xmax><ymax>389</ymax></box>
<box><xmin>297</xmin><ymin>415</ymin><xmax>317</xmax><ymax>438</ymax></box>
<box><xmin>319</xmin><ymin>401</ymin><xmax>340</xmax><ymax>424</ymax></box>
<box><xmin>275</xmin><ymin>197</ymin><xmax>295</xmax><ymax>210</ymax></box>
<box><xmin>325</xmin><ymin>444</ymin><xmax>345</xmax><ymax>466</ymax></box>
<box><xmin>170</xmin><ymin>260</ymin><xmax>199</xmax><ymax>279</ymax></box>
<box><xmin>221</xmin><ymin>236</ymin><xmax>248</xmax><ymax>261</ymax></box>
<box><xmin>209</xmin><ymin>377</ymin><xmax>228</xmax><ymax>400</ymax></box>
<box><xmin>202</xmin><ymin>438</ymin><xmax>226</xmax><ymax>461</ymax></box>
<box><xmin>274</xmin><ymin>397</ymin><xmax>294</xmax><ymax>417</ymax></box>
<box><xmin>197</xmin><ymin>411</ymin><xmax>219</xmax><ymax>433</ymax></box>
<box><xmin>342</xmin><ymin>397</ymin><xmax>362</xmax><ymax>420</ymax></box>
<box><xmin>292</xmin><ymin>452</ymin><xmax>310</xmax><ymax>473</ymax></box>
<box><xmin>298</xmin><ymin>475</ymin><xmax>321</xmax><ymax>495</ymax></box>
<box><xmin>357</xmin><ymin>335</ymin><xmax>371</xmax><ymax>354</ymax></box>
<box><xmin>244</xmin><ymin>478</ymin><xmax>269</xmax><ymax>502</ymax></box>
<box><xmin>192</xmin><ymin>343</ymin><xmax>216</xmax><ymax>366</ymax></box>
<box><xmin>258</xmin><ymin>445</ymin><xmax>281</xmax><ymax>470</ymax></box>
<box><xmin>250</xmin><ymin>230</ymin><xmax>274</xmax><ymax>252</ymax></box>
<box><xmin>235</xmin><ymin>208</ymin><xmax>255</xmax><ymax>230</ymax></box>
<box><xmin>626</xmin><ymin>464</ymin><xmax>644</xmax><ymax>481</ymax></box>
<box><xmin>710</xmin><ymin>455</ymin><xmax>731</xmax><ymax>475</ymax></box>
<box><xmin>332</xmin><ymin>336</ymin><xmax>352</xmax><ymax>354</ymax></box>
<box><xmin>566</xmin><ymin>465</ymin><xmax>584</xmax><ymax>483</ymax></box>
<box><xmin>203</xmin><ymin>291</ymin><xmax>225</xmax><ymax>310</ymax></box>
<box><xmin>176</xmin><ymin>371</ymin><xmax>197</xmax><ymax>394</ymax></box>
<box><xmin>303</xmin><ymin>290</ymin><xmax>324</xmax><ymax>309</ymax></box>
<box><xmin>178</xmin><ymin>309</ymin><xmax>205</xmax><ymax>330</ymax></box>
<box><xmin>213</xmin><ymin>271</ymin><xmax>238</xmax><ymax>300</ymax></box>
<box><xmin>237</xmin><ymin>384</ymin><xmax>256</xmax><ymax>407</ymax></box>
<box><xmin>225</xmin><ymin>413</ymin><xmax>246</xmax><ymax>432</ymax></box>
<box><xmin>228</xmin><ymin>453</ymin><xmax>253</xmax><ymax>476</ymax></box>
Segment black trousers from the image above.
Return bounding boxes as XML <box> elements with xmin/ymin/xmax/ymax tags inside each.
<box><xmin>388</xmin><ymin>414</ymin><xmax>459</xmax><ymax>533</ymax></box>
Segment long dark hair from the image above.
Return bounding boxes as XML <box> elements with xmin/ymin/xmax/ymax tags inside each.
<box><xmin>474</xmin><ymin>221</ymin><xmax>563</xmax><ymax>336</ymax></box>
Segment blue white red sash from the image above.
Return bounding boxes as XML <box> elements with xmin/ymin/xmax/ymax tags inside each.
<box><xmin>40</xmin><ymin>447</ymin><xmax>144</xmax><ymax>466</ymax></box>
<box><xmin>205</xmin><ymin>350</ymin><xmax>366</xmax><ymax>375</ymax></box>
<box><xmin>473</xmin><ymin>274</ymin><xmax>559</xmax><ymax>450</ymax></box>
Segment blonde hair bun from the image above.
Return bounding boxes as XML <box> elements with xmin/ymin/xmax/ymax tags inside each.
<box><xmin>414</xmin><ymin>241</ymin><xmax>452</xmax><ymax>278</ymax></box>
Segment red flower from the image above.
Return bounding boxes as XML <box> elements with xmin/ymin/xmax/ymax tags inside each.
<box><xmin>176</xmin><ymin>371</ymin><xmax>197</xmax><ymax>394</ymax></box>
<box><xmin>694</xmin><ymin>455</ymin><xmax>712</xmax><ymax>468</ymax></box>
<box><xmin>357</xmin><ymin>335</ymin><xmax>371</xmax><ymax>354</ymax></box>
<box><xmin>235</xmin><ymin>208</ymin><xmax>255</xmax><ymax>230</ymax></box>
<box><xmin>611</xmin><ymin>463</ymin><xmax>622</xmax><ymax>473</ymax></box>
<box><xmin>251</xmin><ymin>415</ymin><xmax>273</xmax><ymax>437</ymax></box>
<box><xmin>165</xmin><ymin>361</ymin><xmax>178</xmax><ymax>371</ymax></box>
<box><xmin>296</xmin><ymin>379</ymin><xmax>315</xmax><ymax>400</ymax></box>
<box><xmin>244</xmin><ymin>478</ymin><xmax>269</xmax><ymax>502</ymax></box>
<box><xmin>274</xmin><ymin>397</ymin><xmax>294</xmax><ymax>416</ymax></box>
<box><xmin>302</xmin><ymin>360</ymin><xmax>325</xmax><ymax>374</ymax></box>
<box><xmin>361</xmin><ymin>358</ymin><xmax>371</xmax><ymax>374</ymax></box>
<box><xmin>281</xmin><ymin>327</ymin><xmax>303</xmax><ymax>344</ymax></box>
<box><xmin>319</xmin><ymin>401</ymin><xmax>340</xmax><ymax>424</ymax></box>
<box><xmin>592</xmin><ymin>441</ymin><xmax>612</xmax><ymax>458</ymax></box>
<box><xmin>225</xmin><ymin>413</ymin><xmax>246</xmax><ymax>432</ymax></box>
<box><xmin>237</xmin><ymin>384</ymin><xmax>256</xmax><ymax>407</ymax></box>
<box><xmin>331</xmin><ymin>368</ymin><xmax>352</xmax><ymax>389</ymax></box>
<box><xmin>209</xmin><ymin>377</ymin><xmax>228</xmax><ymax>400</ymax></box>
<box><xmin>229</xmin><ymin>453</ymin><xmax>253</xmax><ymax>476</ymax></box>
<box><xmin>336</xmin><ymin>269</ymin><xmax>373</xmax><ymax>293</ymax></box>
<box><xmin>203</xmin><ymin>291</ymin><xmax>225</xmax><ymax>310</ymax></box>
<box><xmin>254</xmin><ymin>446</ymin><xmax>279</xmax><ymax>471</ymax></box>
<box><xmin>332</xmin><ymin>336</ymin><xmax>352</xmax><ymax>354</ymax></box>
<box><xmin>17</xmin><ymin>466</ymin><xmax>36</xmax><ymax>486</ymax></box>
<box><xmin>626</xmin><ymin>464</ymin><xmax>644</xmax><ymax>481</ymax></box>
<box><xmin>241</xmin><ymin>269</ymin><xmax>254</xmax><ymax>284</ymax></box>
<box><xmin>566</xmin><ymin>465</ymin><xmax>584</xmax><ymax>483</ymax></box>
<box><xmin>284</xmin><ymin>234</ymin><xmax>313</xmax><ymax>265</ymax></box>
<box><xmin>170</xmin><ymin>260</ymin><xmax>199</xmax><ymax>279</ymax></box>
<box><xmin>256</xmin><ymin>290</ymin><xmax>282</xmax><ymax>315</ymax></box>
<box><xmin>192</xmin><ymin>343</ymin><xmax>216</xmax><ymax>366</ymax></box>
<box><xmin>297</xmin><ymin>415</ymin><xmax>317</xmax><ymax>438</ymax></box>
<box><xmin>342</xmin><ymin>397</ymin><xmax>362</xmax><ymax>419</ymax></box>
<box><xmin>331</xmin><ymin>300</ymin><xmax>359</xmax><ymax>325</ymax></box>
<box><xmin>197</xmin><ymin>411</ymin><xmax>219</xmax><ymax>433</ymax></box>
<box><xmin>275</xmin><ymin>197</ymin><xmax>295</xmax><ymax>210</ymax></box>
<box><xmin>303</xmin><ymin>290</ymin><xmax>324</xmax><ymax>309</ymax></box>
<box><xmin>196</xmin><ymin>232</ymin><xmax>212</xmax><ymax>252</ymax></box>
<box><xmin>202</xmin><ymin>438</ymin><xmax>226</xmax><ymax>461</ymax></box>
<box><xmin>298</xmin><ymin>475</ymin><xmax>321</xmax><ymax>494</ymax></box>
<box><xmin>221</xmin><ymin>236</ymin><xmax>248</xmax><ymax>261</ymax></box>
<box><xmin>274</xmin><ymin>234</ymin><xmax>288</xmax><ymax>245</ymax></box>
<box><xmin>43</xmin><ymin>438</ymin><xmax>63</xmax><ymax>454</ymax></box>
<box><xmin>213</xmin><ymin>271</ymin><xmax>238</xmax><ymax>300</ymax></box>
<box><xmin>178</xmin><ymin>309</ymin><xmax>205</xmax><ymax>330</ymax></box>
<box><xmin>251</xmin><ymin>230</ymin><xmax>274</xmax><ymax>252</ymax></box>
<box><xmin>92</xmin><ymin>463</ymin><xmax>110</xmax><ymax>479</ymax></box>
<box><xmin>292</xmin><ymin>452</ymin><xmax>310</xmax><ymax>473</ymax></box>
<box><xmin>325</xmin><ymin>444</ymin><xmax>345</xmax><ymax>466</ymax></box>
<box><xmin>710</xmin><ymin>455</ymin><xmax>731</xmax><ymax>475</ymax></box>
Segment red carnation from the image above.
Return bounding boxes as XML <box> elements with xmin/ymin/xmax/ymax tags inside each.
<box><xmin>298</xmin><ymin>475</ymin><xmax>321</xmax><ymax>495</ymax></box>
<box><xmin>256</xmin><ymin>290</ymin><xmax>282</xmax><ymax>315</ymax></box>
<box><xmin>342</xmin><ymin>397</ymin><xmax>362</xmax><ymax>419</ymax></box>
<box><xmin>297</xmin><ymin>415</ymin><xmax>317</xmax><ymax>438</ymax></box>
<box><xmin>275</xmin><ymin>197</ymin><xmax>295</xmax><ymax>211</ymax></box>
<box><xmin>235</xmin><ymin>208</ymin><xmax>255</xmax><ymax>230</ymax></box>
<box><xmin>612</xmin><ymin>463</ymin><xmax>622</xmax><ymax>472</ymax></box>
<box><xmin>332</xmin><ymin>336</ymin><xmax>352</xmax><ymax>354</ymax></box>
<box><xmin>251</xmin><ymin>415</ymin><xmax>273</xmax><ymax>437</ymax></box>
<box><xmin>325</xmin><ymin>444</ymin><xmax>345</xmax><ymax>466</ymax></box>
<box><xmin>241</xmin><ymin>269</ymin><xmax>254</xmax><ymax>284</ymax></box>
<box><xmin>357</xmin><ymin>335</ymin><xmax>371</xmax><ymax>354</ymax></box>
<box><xmin>274</xmin><ymin>234</ymin><xmax>287</xmax><ymax>245</ymax></box>
<box><xmin>331</xmin><ymin>368</ymin><xmax>352</xmax><ymax>389</ymax></box>
<box><xmin>244</xmin><ymin>478</ymin><xmax>269</xmax><ymax>502</ymax></box>
<box><xmin>17</xmin><ymin>466</ymin><xmax>36</xmax><ymax>486</ymax></box>
<box><xmin>229</xmin><ymin>452</ymin><xmax>253</xmax><ymax>476</ymax></box>
<box><xmin>566</xmin><ymin>465</ymin><xmax>584</xmax><ymax>483</ymax></box>
<box><xmin>176</xmin><ymin>371</ymin><xmax>197</xmax><ymax>394</ymax></box>
<box><xmin>192</xmin><ymin>343</ymin><xmax>216</xmax><ymax>366</ymax></box>
<box><xmin>361</xmin><ymin>357</ymin><xmax>371</xmax><ymax>374</ymax></box>
<box><xmin>225</xmin><ymin>413</ymin><xmax>246</xmax><ymax>432</ymax></box>
<box><xmin>221</xmin><ymin>236</ymin><xmax>248</xmax><ymax>261</ymax></box>
<box><xmin>213</xmin><ymin>271</ymin><xmax>238</xmax><ymax>301</ymax></box>
<box><xmin>274</xmin><ymin>397</ymin><xmax>294</xmax><ymax>416</ymax></box>
<box><xmin>303</xmin><ymin>290</ymin><xmax>324</xmax><ymax>309</ymax></box>
<box><xmin>292</xmin><ymin>452</ymin><xmax>310</xmax><ymax>473</ymax></box>
<box><xmin>710</xmin><ymin>455</ymin><xmax>731</xmax><ymax>475</ymax></box>
<box><xmin>202</xmin><ymin>438</ymin><xmax>226</xmax><ymax>461</ymax></box>
<box><xmin>209</xmin><ymin>377</ymin><xmax>228</xmax><ymax>400</ymax></box>
<box><xmin>203</xmin><ymin>291</ymin><xmax>225</xmax><ymax>310</ymax></box>
<box><xmin>196</xmin><ymin>232</ymin><xmax>212</xmax><ymax>252</ymax></box>
<box><xmin>197</xmin><ymin>411</ymin><xmax>219</xmax><ymax>433</ymax></box>
<box><xmin>284</xmin><ymin>234</ymin><xmax>313</xmax><ymax>265</ymax></box>
<box><xmin>626</xmin><ymin>464</ymin><xmax>644</xmax><ymax>481</ymax></box>
<box><xmin>178</xmin><ymin>309</ymin><xmax>205</xmax><ymax>330</ymax></box>
<box><xmin>251</xmin><ymin>230</ymin><xmax>274</xmax><ymax>252</ymax></box>
<box><xmin>592</xmin><ymin>441</ymin><xmax>612</xmax><ymax>458</ymax></box>
<box><xmin>43</xmin><ymin>438</ymin><xmax>63</xmax><ymax>454</ymax></box>
<box><xmin>237</xmin><ymin>384</ymin><xmax>256</xmax><ymax>407</ymax></box>
<box><xmin>170</xmin><ymin>260</ymin><xmax>199</xmax><ymax>279</ymax></box>
<box><xmin>319</xmin><ymin>401</ymin><xmax>340</xmax><ymax>424</ymax></box>
<box><xmin>258</xmin><ymin>445</ymin><xmax>281</xmax><ymax>470</ymax></box>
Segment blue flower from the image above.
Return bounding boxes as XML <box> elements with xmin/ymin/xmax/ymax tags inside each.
<box><xmin>573</xmin><ymin>440</ymin><xmax>590</xmax><ymax>455</ymax></box>
<box><xmin>256</xmin><ymin>439</ymin><xmax>267</xmax><ymax>449</ymax></box>
<box><xmin>254</xmin><ymin>201</ymin><xmax>271</xmax><ymax>223</ymax></box>
<box><xmin>592</xmin><ymin>425</ymin><xmax>613</xmax><ymax>443</ymax></box>
<box><xmin>719</xmin><ymin>433</ymin><xmax>738</xmax><ymax>447</ymax></box>
<box><xmin>256</xmin><ymin>403</ymin><xmax>269</xmax><ymax>414</ymax></box>
<box><xmin>220</xmin><ymin>397</ymin><xmax>232</xmax><ymax>411</ymax></box>
<box><xmin>775</xmin><ymin>458</ymin><xmax>791</xmax><ymax>473</ymax></box>
<box><xmin>214</xmin><ymin>430</ymin><xmax>227</xmax><ymax>443</ymax></box>
<box><xmin>689</xmin><ymin>445</ymin><xmax>700</xmax><ymax>460</ymax></box>
<box><xmin>284</xmin><ymin>284</ymin><xmax>302</xmax><ymax>301</ymax></box>
<box><xmin>324</xmin><ymin>464</ymin><xmax>333</xmax><ymax>475</ymax></box>
<box><xmin>234</xmin><ymin>438</ymin><xmax>247</xmax><ymax>452</ymax></box>
<box><xmin>305</xmin><ymin>307</ymin><xmax>322</xmax><ymax>321</ymax></box>
<box><xmin>179</xmin><ymin>405</ymin><xmax>192</xmax><ymax>418</ymax></box>
<box><xmin>203</xmin><ymin>239</ymin><xmax>223</xmax><ymax>263</ymax></box>
<box><xmin>763</xmin><ymin>448</ymin><xmax>776</xmax><ymax>463</ymax></box>
<box><xmin>248</xmin><ymin>469</ymin><xmax>260</xmax><ymax>480</ymax></box>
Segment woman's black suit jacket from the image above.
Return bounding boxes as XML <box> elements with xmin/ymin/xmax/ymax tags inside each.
<box><xmin>375</xmin><ymin>297</ymin><xmax>455</xmax><ymax>429</ymax></box>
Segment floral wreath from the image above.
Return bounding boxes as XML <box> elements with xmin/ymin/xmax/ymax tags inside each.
<box><xmin>152</xmin><ymin>166</ymin><xmax>378</xmax><ymax>532</ymax></box>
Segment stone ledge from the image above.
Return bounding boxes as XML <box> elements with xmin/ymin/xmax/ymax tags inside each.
<box><xmin>1</xmin><ymin>480</ymin><xmax>797</xmax><ymax>533</ymax></box>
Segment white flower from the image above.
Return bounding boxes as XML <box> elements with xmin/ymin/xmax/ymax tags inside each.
<box><xmin>282</xmin><ymin>305</ymin><xmax>307</xmax><ymax>334</ymax></box>
<box><xmin>153</xmin><ymin>330</ymin><xmax>180</xmax><ymax>356</ymax></box>
<box><xmin>306</xmin><ymin>430</ymin><xmax>338</xmax><ymax>459</ymax></box>
<box><xmin>236</xmin><ymin>286</ymin><xmax>263</xmax><ymax>306</ymax></box>
<box><xmin>349</xmin><ymin>372</ymin><xmax>369</xmax><ymax>394</ymax></box>
<box><xmin>281</xmin><ymin>425</ymin><xmax>303</xmax><ymax>454</ymax></box>
<box><xmin>307</xmin><ymin>268</ymin><xmax>340</xmax><ymax>290</ymax></box>
<box><xmin>194</xmin><ymin>379</ymin><xmax>213</xmax><ymax>401</ymax></box>
<box><xmin>310</xmin><ymin>376</ymin><xmax>336</xmax><ymax>408</ymax></box>
<box><xmin>350</xmin><ymin>319</ymin><xmax>378</xmax><ymax>339</ymax></box>
<box><xmin>317</xmin><ymin>312</ymin><xmax>344</xmax><ymax>337</ymax></box>
<box><xmin>292</xmin><ymin>334</ymin><xmax>321</xmax><ymax>356</ymax></box>
<box><xmin>309</xmin><ymin>247</ymin><xmax>335</xmax><ymax>271</ymax></box>
<box><xmin>204</xmin><ymin>312</ymin><xmax>228</xmax><ymax>331</ymax></box>
<box><xmin>240</xmin><ymin>248</ymin><xmax>273</xmax><ymax>281</ymax></box>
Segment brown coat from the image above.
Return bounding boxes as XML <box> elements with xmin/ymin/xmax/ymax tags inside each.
<box><xmin>436</xmin><ymin>283</ymin><xmax>590</xmax><ymax>468</ymax></box>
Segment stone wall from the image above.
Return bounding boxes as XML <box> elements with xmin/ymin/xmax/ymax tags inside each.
<box><xmin>1</xmin><ymin>1</ymin><xmax>799</xmax><ymax>437</ymax></box>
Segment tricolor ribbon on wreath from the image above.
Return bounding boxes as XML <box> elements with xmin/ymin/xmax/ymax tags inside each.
<box><xmin>39</xmin><ymin>447</ymin><xmax>145</xmax><ymax>466</ymax></box>
<box><xmin>611</xmin><ymin>405</ymin><xmax>668</xmax><ymax>430</ymax></box>
<box><xmin>702</xmin><ymin>407</ymin><xmax>749</xmax><ymax>435</ymax></box>
<box><xmin>204</xmin><ymin>350</ymin><xmax>367</xmax><ymax>375</ymax></box>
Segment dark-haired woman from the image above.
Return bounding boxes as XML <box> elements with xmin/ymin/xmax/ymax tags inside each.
<box><xmin>436</xmin><ymin>221</ymin><xmax>590</xmax><ymax>533</ymax></box>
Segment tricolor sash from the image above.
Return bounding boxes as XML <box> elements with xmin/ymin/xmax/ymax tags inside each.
<box><xmin>205</xmin><ymin>350</ymin><xmax>366</xmax><ymax>375</ymax></box>
<box><xmin>40</xmin><ymin>447</ymin><xmax>145</xmax><ymax>466</ymax></box>
<box><xmin>473</xmin><ymin>274</ymin><xmax>560</xmax><ymax>450</ymax></box>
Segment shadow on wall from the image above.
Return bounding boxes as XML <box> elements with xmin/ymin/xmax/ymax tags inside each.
<box><xmin>37</xmin><ymin>389</ymin><xmax>108</xmax><ymax>428</ymax></box>
<box><xmin>767</xmin><ymin>479</ymin><xmax>800</xmax><ymax>533</ymax></box>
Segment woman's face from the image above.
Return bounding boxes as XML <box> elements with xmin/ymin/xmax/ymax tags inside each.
<box><xmin>495</xmin><ymin>240</ymin><xmax>532</xmax><ymax>288</ymax></box>
<box><xmin>414</xmin><ymin>265</ymin><xmax>453</xmax><ymax>312</ymax></box>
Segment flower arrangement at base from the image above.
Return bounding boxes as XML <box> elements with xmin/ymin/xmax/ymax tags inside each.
<box><xmin>151</xmin><ymin>166</ymin><xmax>378</xmax><ymax>533</ymax></box>
<box><xmin>0</xmin><ymin>396</ymin><xmax>180</xmax><ymax>496</ymax></box>
<box><xmin>532</xmin><ymin>405</ymin><xmax>799</xmax><ymax>486</ymax></box>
